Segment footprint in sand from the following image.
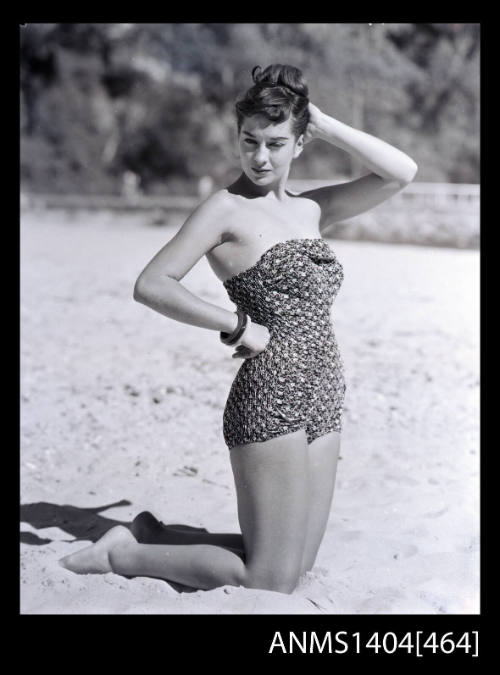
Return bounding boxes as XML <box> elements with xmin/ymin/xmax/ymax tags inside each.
<box><xmin>358</xmin><ymin>588</ymin><xmax>404</xmax><ymax>613</ymax></box>
<box><xmin>423</xmin><ymin>507</ymin><xmax>449</xmax><ymax>518</ymax></box>
<box><xmin>340</xmin><ymin>530</ymin><xmax>362</xmax><ymax>542</ymax></box>
<box><xmin>402</xmin><ymin>525</ymin><xmax>429</xmax><ymax>538</ymax></box>
<box><xmin>456</xmin><ymin>535</ymin><xmax>479</xmax><ymax>554</ymax></box>
<box><xmin>393</xmin><ymin>544</ymin><xmax>419</xmax><ymax>559</ymax></box>
<box><xmin>417</xmin><ymin>590</ymin><xmax>447</xmax><ymax>613</ymax></box>
<box><xmin>385</xmin><ymin>474</ymin><xmax>420</xmax><ymax>487</ymax></box>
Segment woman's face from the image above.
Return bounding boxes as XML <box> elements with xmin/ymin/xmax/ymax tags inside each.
<box><xmin>238</xmin><ymin>114</ymin><xmax>304</xmax><ymax>186</ymax></box>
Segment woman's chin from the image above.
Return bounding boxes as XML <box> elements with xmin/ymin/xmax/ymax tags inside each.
<box><xmin>246</xmin><ymin>170</ymin><xmax>275</xmax><ymax>185</ymax></box>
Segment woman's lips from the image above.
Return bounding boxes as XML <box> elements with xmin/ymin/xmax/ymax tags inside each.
<box><xmin>252</xmin><ymin>168</ymin><xmax>271</xmax><ymax>174</ymax></box>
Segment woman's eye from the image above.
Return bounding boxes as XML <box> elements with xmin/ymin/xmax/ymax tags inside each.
<box><xmin>243</xmin><ymin>140</ymin><xmax>283</xmax><ymax>148</ymax></box>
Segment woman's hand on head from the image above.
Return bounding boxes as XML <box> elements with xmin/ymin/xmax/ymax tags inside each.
<box><xmin>232</xmin><ymin>322</ymin><xmax>270</xmax><ymax>359</ymax></box>
<box><xmin>303</xmin><ymin>102</ymin><xmax>325</xmax><ymax>145</ymax></box>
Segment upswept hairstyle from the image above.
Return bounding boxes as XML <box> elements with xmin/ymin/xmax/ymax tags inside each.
<box><xmin>235</xmin><ymin>64</ymin><xmax>310</xmax><ymax>139</ymax></box>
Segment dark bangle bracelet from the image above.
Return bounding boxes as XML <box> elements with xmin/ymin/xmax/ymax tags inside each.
<box><xmin>220</xmin><ymin>309</ymin><xmax>248</xmax><ymax>346</ymax></box>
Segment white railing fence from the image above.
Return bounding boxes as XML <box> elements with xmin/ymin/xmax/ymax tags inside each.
<box><xmin>20</xmin><ymin>182</ymin><xmax>479</xmax><ymax>249</ymax></box>
<box><xmin>288</xmin><ymin>181</ymin><xmax>479</xmax><ymax>211</ymax></box>
<box><xmin>21</xmin><ymin>182</ymin><xmax>479</xmax><ymax>212</ymax></box>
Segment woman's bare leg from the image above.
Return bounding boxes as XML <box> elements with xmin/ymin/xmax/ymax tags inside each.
<box><xmin>58</xmin><ymin>429</ymin><xmax>310</xmax><ymax>593</ymax></box>
<box><xmin>59</xmin><ymin>525</ymin><xmax>137</xmax><ymax>574</ymax></box>
<box><xmin>229</xmin><ymin>429</ymin><xmax>310</xmax><ymax>592</ymax></box>
<box><xmin>60</xmin><ymin>525</ymin><xmax>245</xmax><ymax>587</ymax></box>
<box><xmin>108</xmin><ymin>540</ymin><xmax>246</xmax><ymax>589</ymax></box>
<box><xmin>300</xmin><ymin>430</ymin><xmax>341</xmax><ymax>575</ymax></box>
<box><xmin>128</xmin><ymin>431</ymin><xmax>341</xmax><ymax>573</ymax></box>
<box><xmin>131</xmin><ymin>512</ymin><xmax>245</xmax><ymax>558</ymax></box>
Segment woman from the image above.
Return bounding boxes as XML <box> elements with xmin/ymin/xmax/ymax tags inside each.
<box><xmin>59</xmin><ymin>64</ymin><xmax>417</xmax><ymax>594</ymax></box>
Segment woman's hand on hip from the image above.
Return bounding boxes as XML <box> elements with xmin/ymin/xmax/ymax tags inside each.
<box><xmin>232</xmin><ymin>322</ymin><xmax>270</xmax><ymax>359</ymax></box>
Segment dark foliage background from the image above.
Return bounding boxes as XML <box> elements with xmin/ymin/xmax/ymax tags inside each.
<box><xmin>20</xmin><ymin>23</ymin><xmax>479</xmax><ymax>195</ymax></box>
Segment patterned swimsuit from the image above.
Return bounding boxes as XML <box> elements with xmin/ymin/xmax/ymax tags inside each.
<box><xmin>222</xmin><ymin>237</ymin><xmax>346</xmax><ymax>450</ymax></box>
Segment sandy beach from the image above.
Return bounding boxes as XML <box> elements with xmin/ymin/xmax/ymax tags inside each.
<box><xmin>20</xmin><ymin>208</ymin><xmax>479</xmax><ymax>614</ymax></box>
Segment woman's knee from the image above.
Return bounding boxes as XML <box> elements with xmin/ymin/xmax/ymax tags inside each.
<box><xmin>243</xmin><ymin>566</ymin><xmax>302</xmax><ymax>594</ymax></box>
<box><xmin>299</xmin><ymin>557</ymin><xmax>314</xmax><ymax>577</ymax></box>
<box><xmin>300</xmin><ymin>542</ymin><xmax>320</xmax><ymax>576</ymax></box>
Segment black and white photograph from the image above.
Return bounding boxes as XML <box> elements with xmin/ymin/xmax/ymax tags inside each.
<box><xmin>20</xmin><ymin>22</ymin><xmax>479</xmax><ymax>616</ymax></box>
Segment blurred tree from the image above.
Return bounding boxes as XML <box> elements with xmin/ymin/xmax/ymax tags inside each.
<box><xmin>20</xmin><ymin>22</ymin><xmax>479</xmax><ymax>195</ymax></box>
<box><xmin>20</xmin><ymin>24</ymin><xmax>58</xmax><ymax>135</ymax></box>
<box><xmin>385</xmin><ymin>23</ymin><xmax>479</xmax><ymax>182</ymax></box>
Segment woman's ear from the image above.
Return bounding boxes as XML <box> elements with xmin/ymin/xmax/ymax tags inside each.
<box><xmin>293</xmin><ymin>134</ymin><xmax>305</xmax><ymax>159</ymax></box>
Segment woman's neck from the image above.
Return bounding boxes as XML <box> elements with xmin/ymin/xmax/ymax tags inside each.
<box><xmin>232</xmin><ymin>172</ymin><xmax>290</xmax><ymax>201</ymax></box>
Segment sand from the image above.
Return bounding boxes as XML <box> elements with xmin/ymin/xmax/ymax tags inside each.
<box><xmin>20</xmin><ymin>208</ymin><xmax>479</xmax><ymax>614</ymax></box>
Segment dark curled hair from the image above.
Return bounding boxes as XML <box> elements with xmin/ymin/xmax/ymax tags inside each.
<box><xmin>235</xmin><ymin>64</ymin><xmax>310</xmax><ymax>139</ymax></box>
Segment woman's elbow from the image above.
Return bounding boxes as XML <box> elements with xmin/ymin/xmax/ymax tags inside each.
<box><xmin>133</xmin><ymin>276</ymin><xmax>151</xmax><ymax>304</ymax></box>
<box><xmin>134</xmin><ymin>274</ymin><xmax>177</xmax><ymax>305</ymax></box>
<box><xmin>400</xmin><ymin>159</ymin><xmax>418</xmax><ymax>185</ymax></box>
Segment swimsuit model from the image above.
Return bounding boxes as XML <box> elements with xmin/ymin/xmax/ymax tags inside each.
<box><xmin>223</xmin><ymin>237</ymin><xmax>346</xmax><ymax>449</ymax></box>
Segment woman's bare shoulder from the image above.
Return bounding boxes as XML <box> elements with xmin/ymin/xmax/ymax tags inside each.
<box><xmin>197</xmin><ymin>187</ymin><xmax>238</xmax><ymax>212</ymax></box>
<box><xmin>192</xmin><ymin>188</ymin><xmax>239</xmax><ymax>225</ymax></box>
<box><xmin>190</xmin><ymin>188</ymin><xmax>243</xmax><ymax>239</ymax></box>
<box><xmin>135</xmin><ymin>189</ymin><xmax>239</xmax><ymax>284</ymax></box>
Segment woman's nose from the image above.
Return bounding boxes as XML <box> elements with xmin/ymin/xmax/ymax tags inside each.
<box><xmin>253</xmin><ymin>145</ymin><xmax>268</xmax><ymax>164</ymax></box>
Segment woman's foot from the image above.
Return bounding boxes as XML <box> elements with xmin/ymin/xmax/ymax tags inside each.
<box><xmin>58</xmin><ymin>525</ymin><xmax>136</xmax><ymax>574</ymax></box>
<box><xmin>130</xmin><ymin>511</ymin><xmax>165</xmax><ymax>543</ymax></box>
<box><xmin>130</xmin><ymin>511</ymin><xmax>208</xmax><ymax>544</ymax></box>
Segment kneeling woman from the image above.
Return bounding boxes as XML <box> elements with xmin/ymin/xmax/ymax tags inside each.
<box><xmin>60</xmin><ymin>64</ymin><xmax>417</xmax><ymax>593</ymax></box>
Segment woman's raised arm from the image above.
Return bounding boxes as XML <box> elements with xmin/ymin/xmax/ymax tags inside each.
<box><xmin>301</xmin><ymin>103</ymin><xmax>418</xmax><ymax>232</ymax></box>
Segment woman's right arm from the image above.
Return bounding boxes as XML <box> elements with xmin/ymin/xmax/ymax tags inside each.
<box><xmin>133</xmin><ymin>191</ymin><xmax>238</xmax><ymax>335</ymax></box>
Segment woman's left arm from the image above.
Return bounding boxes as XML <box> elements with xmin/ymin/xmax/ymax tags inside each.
<box><xmin>301</xmin><ymin>103</ymin><xmax>418</xmax><ymax>231</ymax></box>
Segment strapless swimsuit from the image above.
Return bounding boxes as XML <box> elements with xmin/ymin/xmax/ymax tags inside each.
<box><xmin>222</xmin><ymin>237</ymin><xmax>346</xmax><ymax>450</ymax></box>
